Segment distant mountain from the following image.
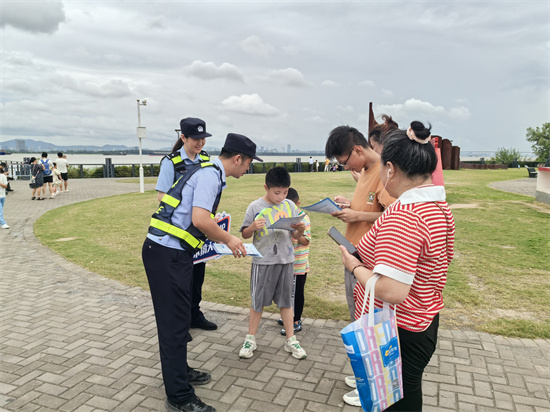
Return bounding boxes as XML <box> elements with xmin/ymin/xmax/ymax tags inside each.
<box><xmin>0</xmin><ymin>139</ymin><xmax>144</xmax><ymax>152</ymax></box>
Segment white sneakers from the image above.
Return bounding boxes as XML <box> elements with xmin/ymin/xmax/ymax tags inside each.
<box><xmin>284</xmin><ymin>336</ymin><xmax>307</xmax><ymax>359</ymax></box>
<box><xmin>239</xmin><ymin>334</ymin><xmax>257</xmax><ymax>358</ymax></box>
<box><xmin>0</xmin><ymin>224</ymin><xmax>9</xmax><ymax>229</ymax></box>
<box><xmin>343</xmin><ymin>389</ymin><xmax>361</xmax><ymax>406</ymax></box>
<box><xmin>345</xmin><ymin>375</ymin><xmax>357</xmax><ymax>388</ymax></box>
<box><xmin>239</xmin><ymin>334</ymin><xmax>307</xmax><ymax>360</ymax></box>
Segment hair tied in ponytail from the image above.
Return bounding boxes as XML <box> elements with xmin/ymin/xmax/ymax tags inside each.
<box><xmin>407</xmin><ymin>127</ymin><xmax>431</xmax><ymax>144</ymax></box>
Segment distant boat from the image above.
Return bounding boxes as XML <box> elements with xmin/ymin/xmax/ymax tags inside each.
<box><xmin>0</xmin><ymin>150</ymin><xmax>12</xmax><ymax>155</ymax></box>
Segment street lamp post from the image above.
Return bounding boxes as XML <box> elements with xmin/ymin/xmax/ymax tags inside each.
<box><xmin>137</xmin><ymin>99</ymin><xmax>147</xmax><ymax>193</ymax></box>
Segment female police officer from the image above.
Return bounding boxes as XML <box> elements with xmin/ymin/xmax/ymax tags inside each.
<box><xmin>143</xmin><ymin>130</ymin><xmax>262</xmax><ymax>412</ymax></box>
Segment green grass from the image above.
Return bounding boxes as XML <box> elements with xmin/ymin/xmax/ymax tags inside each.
<box><xmin>34</xmin><ymin>169</ymin><xmax>550</xmax><ymax>338</ymax></box>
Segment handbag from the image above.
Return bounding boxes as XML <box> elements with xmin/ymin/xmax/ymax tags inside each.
<box><xmin>29</xmin><ymin>177</ymin><xmax>36</xmax><ymax>189</ymax></box>
<box><xmin>341</xmin><ymin>275</ymin><xmax>403</xmax><ymax>411</ymax></box>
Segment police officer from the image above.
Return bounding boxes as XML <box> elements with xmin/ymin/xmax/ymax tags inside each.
<box><xmin>143</xmin><ymin>129</ymin><xmax>262</xmax><ymax>412</ymax></box>
<box><xmin>156</xmin><ymin>118</ymin><xmax>219</xmax><ymax>338</ymax></box>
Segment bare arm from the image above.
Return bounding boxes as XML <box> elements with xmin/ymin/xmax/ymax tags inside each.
<box><xmin>157</xmin><ymin>191</ymin><xmax>165</xmax><ymax>202</ymax></box>
<box><xmin>331</xmin><ymin>209</ymin><xmax>383</xmax><ymax>224</ymax></box>
<box><xmin>339</xmin><ymin>245</ymin><xmax>411</xmax><ymax>304</ymax></box>
<box><xmin>241</xmin><ymin>218</ymin><xmax>266</xmax><ymax>239</ymax></box>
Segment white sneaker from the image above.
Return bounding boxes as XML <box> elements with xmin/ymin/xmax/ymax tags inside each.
<box><xmin>345</xmin><ymin>375</ymin><xmax>357</xmax><ymax>389</ymax></box>
<box><xmin>343</xmin><ymin>389</ymin><xmax>361</xmax><ymax>406</ymax></box>
<box><xmin>0</xmin><ymin>224</ymin><xmax>9</xmax><ymax>229</ymax></box>
<box><xmin>284</xmin><ymin>336</ymin><xmax>307</xmax><ymax>359</ymax></box>
<box><xmin>239</xmin><ymin>334</ymin><xmax>257</xmax><ymax>358</ymax></box>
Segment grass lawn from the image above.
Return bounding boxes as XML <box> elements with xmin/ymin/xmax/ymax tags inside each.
<box><xmin>34</xmin><ymin>168</ymin><xmax>550</xmax><ymax>338</ymax></box>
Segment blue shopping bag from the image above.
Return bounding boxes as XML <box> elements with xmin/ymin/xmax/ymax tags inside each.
<box><xmin>341</xmin><ymin>275</ymin><xmax>403</xmax><ymax>412</ymax></box>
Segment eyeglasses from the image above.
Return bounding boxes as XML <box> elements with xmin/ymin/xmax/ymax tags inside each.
<box><xmin>338</xmin><ymin>149</ymin><xmax>354</xmax><ymax>167</ymax></box>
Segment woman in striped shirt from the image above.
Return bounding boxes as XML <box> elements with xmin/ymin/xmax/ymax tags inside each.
<box><xmin>340</xmin><ymin>121</ymin><xmax>455</xmax><ymax>411</ymax></box>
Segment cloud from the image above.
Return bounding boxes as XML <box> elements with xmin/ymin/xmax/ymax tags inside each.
<box><xmin>1</xmin><ymin>1</ymin><xmax>65</xmax><ymax>34</ymax></box>
<box><xmin>359</xmin><ymin>80</ymin><xmax>375</xmax><ymax>87</ymax></box>
<box><xmin>240</xmin><ymin>35</ymin><xmax>275</xmax><ymax>58</ymax></box>
<box><xmin>267</xmin><ymin>68</ymin><xmax>309</xmax><ymax>87</ymax></box>
<box><xmin>222</xmin><ymin>94</ymin><xmax>280</xmax><ymax>116</ymax></box>
<box><xmin>377</xmin><ymin>98</ymin><xmax>471</xmax><ymax>121</ymax></box>
<box><xmin>382</xmin><ymin>89</ymin><xmax>394</xmax><ymax>97</ymax></box>
<box><xmin>184</xmin><ymin>60</ymin><xmax>244</xmax><ymax>82</ymax></box>
<box><xmin>322</xmin><ymin>80</ymin><xmax>340</xmax><ymax>87</ymax></box>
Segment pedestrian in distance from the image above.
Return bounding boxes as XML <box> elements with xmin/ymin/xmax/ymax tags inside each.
<box><xmin>40</xmin><ymin>152</ymin><xmax>55</xmax><ymax>199</ymax></box>
<box><xmin>29</xmin><ymin>157</ymin><xmax>44</xmax><ymax>200</ymax></box>
<box><xmin>239</xmin><ymin>167</ymin><xmax>308</xmax><ymax>360</ymax></box>
<box><xmin>56</xmin><ymin>152</ymin><xmax>69</xmax><ymax>192</ymax></box>
<box><xmin>0</xmin><ymin>163</ymin><xmax>9</xmax><ymax>229</ymax></box>
<box><xmin>143</xmin><ymin>129</ymin><xmax>262</xmax><ymax>412</ymax></box>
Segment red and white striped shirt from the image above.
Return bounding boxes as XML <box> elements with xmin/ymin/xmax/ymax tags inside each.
<box><xmin>354</xmin><ymin>185</ymin><xmax>455</xmax><ymax>332</ymax></box>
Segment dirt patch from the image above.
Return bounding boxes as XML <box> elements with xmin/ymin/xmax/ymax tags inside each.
<box><xmin>55</xmin><ymin>237</ymin><xmax>81</xmax><ymax>242</ymax></box>
<box><xmin>449</xmin><ymin>203</ymin><xmax>479</xmax><ymax>209</ymax></box>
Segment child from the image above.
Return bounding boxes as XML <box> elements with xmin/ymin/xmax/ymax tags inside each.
<box><xmin>239</xmin><ymin>167</ymin><xmax>307</xmax><ymax>360</ymax></box>
<box><xmin>278</xmin><ymin>188</ymin><xmax>311</xmax><ymax>336</ymax></box>
<box><xmin>51</xmin><ymin>162</ymin><xmax>63</xmax><ymax>197</ymax></box>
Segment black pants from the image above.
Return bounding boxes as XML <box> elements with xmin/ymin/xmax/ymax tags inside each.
<box><xmin>386</xmin><ymin>314</ymin><xmax>440</xmax><ymax>412</ymax></box>
<box><xmin>191</xmin><ymin>262</ymin><xmax>206</xmax><ymax>323</ymax></box>
<box><xmin>292</xmin><ymin>274</ymin><xmax>307</xmax><ymax>322</ymax></box>
<box><xmin>142</xmin><ymin>238</ymin><xmax>195</xmax><ymax>404</ymax></box>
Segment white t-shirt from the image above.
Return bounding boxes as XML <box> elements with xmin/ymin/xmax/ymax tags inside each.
<box><xmin>0</xmin><ymin>174</ymin><xmax>7</xmax><ymax>198</ymax></box>
<box><xmin>56</xmin><ymin>157</ymin><xmax>69</xmax><ymax>173</ymax></box>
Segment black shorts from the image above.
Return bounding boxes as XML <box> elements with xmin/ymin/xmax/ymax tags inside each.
<box><xmin>43</xmin><ymin>175</ymin><xmax>53</xmax><ymax>183</ymax></box>
<box><xmin>60</xmin><ymin>172</ymin><xmax>68</xmax><ymax>180</ymax></box>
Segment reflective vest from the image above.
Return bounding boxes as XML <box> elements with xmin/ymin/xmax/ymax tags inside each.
<box><xmin>163</xmin><ymin>150</ymin><xmax>210</xmax><ymax>180</ymax></box>
<box><xmin>148</xmin><ymin>160</ymin><xmax>223</xmax><ymax>252</ymax></box>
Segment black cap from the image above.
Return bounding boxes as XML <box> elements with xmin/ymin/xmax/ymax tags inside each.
<box><xmin>222</xmin><ymin>133</ymin><xmax>263</xmax><ymax>162</ymax></box>
<box><xmin>180</xmin><ymin>117</ymin><xmax>212</xmax><ymax>139</ymax></box>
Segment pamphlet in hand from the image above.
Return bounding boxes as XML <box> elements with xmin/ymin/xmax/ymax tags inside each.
<box><xmin>265</xmin><ymin>215</ymin><xmax>304</xmax><ymax>231</ymax></box>
<box><xmin>302</xmin><ymin>197</ymin><xmax>341</xmax><ymax>214</ymax></box>
<box><xmin>213</xmin><ymin>243</ymin><xmax>263</xmax><ymax>257</ymax></box>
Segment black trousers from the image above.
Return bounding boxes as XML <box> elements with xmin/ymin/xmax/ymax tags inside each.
<box><xmin>191</xmin><ymin>262</ymin><xmax>206</xmax><ymax>322</ymax></box>
<box><xmin>386</xmin><ymin>314</ymin><xmax>440</xmax><ymax>412</ymax></box>
<box><xmin>142</xmin><ymin>238</ymin><xmax>195</xmax><ymax>404</ymax></box>
<box><xmin>292</xmin><ymin>274</ymin><xmax>307</xmax><ymax>322</ymax></box>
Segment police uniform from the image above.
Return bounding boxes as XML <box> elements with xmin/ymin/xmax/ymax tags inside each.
<box><xmin>142</xmin><ymin>155</ymin><xmax>225</xmax><ymax>406</ymax></box>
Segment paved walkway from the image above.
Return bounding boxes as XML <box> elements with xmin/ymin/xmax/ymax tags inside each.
<box><xmin>0</xmin><ymin>178</ymin><xmax>548</xmax><ymax>412</ymax></box>
<box><xmin>488</xmin><ymin>178</ymin><xmax>537</xmax><ymax>198</ymax></box>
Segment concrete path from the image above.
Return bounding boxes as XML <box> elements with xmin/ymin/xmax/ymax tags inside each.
<box><xmin>488</xmin><ymin>178</ymin><xmax>537</xmax><ymax>198</ymax></box>
<box><xmin>0</xmin><ymin>178</ymin><xmax>548</xmax><ymax>412</ymax></box>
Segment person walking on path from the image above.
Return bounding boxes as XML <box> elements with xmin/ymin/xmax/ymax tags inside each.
<box><xmin>155</xmin><ymin>118</ymin><xmax>219</xmax><ymax>339</ymax></box>
<box><xmin>341</xmin><ymin>121</ymin><xmax>455</xmax><ymax>411</ymax></box>
<box><xmin>29</xmin><ymin>157</ymin><xmax>44</xmax><ymax>200</ymax></box>
<box><xmin>0</xmin><ymin>164</ymin><xmax>9</xmax><ymax>229</ymax></box>
<box><xmin>56</xmin><ymin>152</ymin><xmax>69</xmax><ymax>192</ymax></box>
<box><xmin>143</xmin><ymin>131</ymin><xmax>261</xmax><ymax>412</ymax></box>
<box><xmin>40</xmin><ymin>152</ymin><xmax>55</xmax><ymax>198</ymax></box>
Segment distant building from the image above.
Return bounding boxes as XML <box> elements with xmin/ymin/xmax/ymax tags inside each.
<box><xmin>16</xmin><ymin>139</ymin><xmax>26</xmax><ymax>151</ymax></box>
<box><xmin>287</xmin><ymin>144</ymin><xmax>291</xmax><ymax>153</ymax></box>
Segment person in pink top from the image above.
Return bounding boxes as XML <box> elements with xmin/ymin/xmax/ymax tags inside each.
<box><xmin>340</xmin><ymin>121</ymin><xmax>455</xmax><ymax>411</ymax></box>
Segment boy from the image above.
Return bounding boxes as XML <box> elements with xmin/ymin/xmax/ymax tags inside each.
<box><xmin>239</xmin><ymin>167</ymin><xmax>307</xmax><ymax>360</ymax></box>
<box><xmin>278</xmin><ymin>188</ymin><xmax>310</xmax><ymax>336</ymax></box>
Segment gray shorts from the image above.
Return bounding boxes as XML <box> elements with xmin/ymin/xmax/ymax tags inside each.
<box><xmin>250</xmin><ymin>263</ymin><xmax>294</xmax><ymax>312</ymax></box>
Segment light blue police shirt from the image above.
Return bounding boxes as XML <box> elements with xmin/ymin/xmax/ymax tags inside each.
<box><xmin>147</xmin><ymin>157</ymin><xmax>226</xmax><ymax>250</ymax></box>
<box><xmin>155</xmin><ymin>148</ymin><xmax>200</xmax><ymax>194</ymax></box>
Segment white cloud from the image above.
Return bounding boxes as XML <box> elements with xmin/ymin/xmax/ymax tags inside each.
<box><xmin>359</xmin><ymin>80</ymin><xmax>375</xmax><ymax>87</ymax></box>
<box><xmin>382</xmin><ymin>89</ymin><xmax>394</xmax><ymax>97</ymax></box>
<box><xmin>322</xmin><ymin>80</ymin><xmax>340</xmax><ymax>87</ymax></box>
<box><xmin>268</xmin><ymin>68</ymin><xmax>309</xmax><ymax>87</ymax></box>
<box><xmin>184</xmin><ymin>60</ymin><xmax>244</xmax><ymax>82</ymax></box>
<box><xmin>377</xmin><ymin>98</ymin><xmax>471</xmax><ymax>121</ymax></box>
<box><xmin>1</xmin><ymin>1</ymin><xmax>65</xmax><ymax>33</ymax></box>
<box><xmin>240</xmin><ymin>35</ymin><xmax>275</xmax><ymax>58</ymax></box>
<box><xmin>222</xmin><ymin>94</ymin><xmax>280</xmax><ymax>116</ymax></box>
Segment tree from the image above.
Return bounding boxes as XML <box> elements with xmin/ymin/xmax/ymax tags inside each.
<box><xmin>492</xmin><ymin>147</ymin><xmax>523</xmax><ymax>164</ymax></box>
<box><xmin>526</xmin><ymin>123</ymin><xmax>550</xmax><ymax>162</ymax></box>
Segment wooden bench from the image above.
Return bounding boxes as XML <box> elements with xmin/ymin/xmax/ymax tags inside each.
<box><xmin>527</xmin><ymin>166</ymin><xmax>538</xmax><ymax>178</ymax></box>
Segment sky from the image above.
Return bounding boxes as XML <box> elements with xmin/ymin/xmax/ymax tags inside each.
<box><xmin>1</xmin><ymin>0</ymin><xmax>548</xmax><ymax>153</ymax></box>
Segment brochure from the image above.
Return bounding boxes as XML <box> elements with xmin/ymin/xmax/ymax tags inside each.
<box><xmin>302</xmin><ymin>197</ymin><xmax>342</xmax><ymax>214</ymax></box>
<box><xmin>265</xmin><ymin>215</ymin><xmax>304</xmax><ymax>231</ymax></box>
<box><xmin>213</xmin><ymin>243</ymin><xmax>263</xmax><ymax>257</ymax></box>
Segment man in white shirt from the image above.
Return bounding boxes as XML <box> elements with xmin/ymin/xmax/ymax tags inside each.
<box><xmin>56</xmin><ymin>152</ymin><xmax>69</xmax><ymax>192</ymax></box>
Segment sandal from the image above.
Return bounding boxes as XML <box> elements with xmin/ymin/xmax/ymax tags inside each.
<box><xmin>31</xmin><ymin>197</ymin><xmax>36</xmax><ymax>200</ymax></box>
